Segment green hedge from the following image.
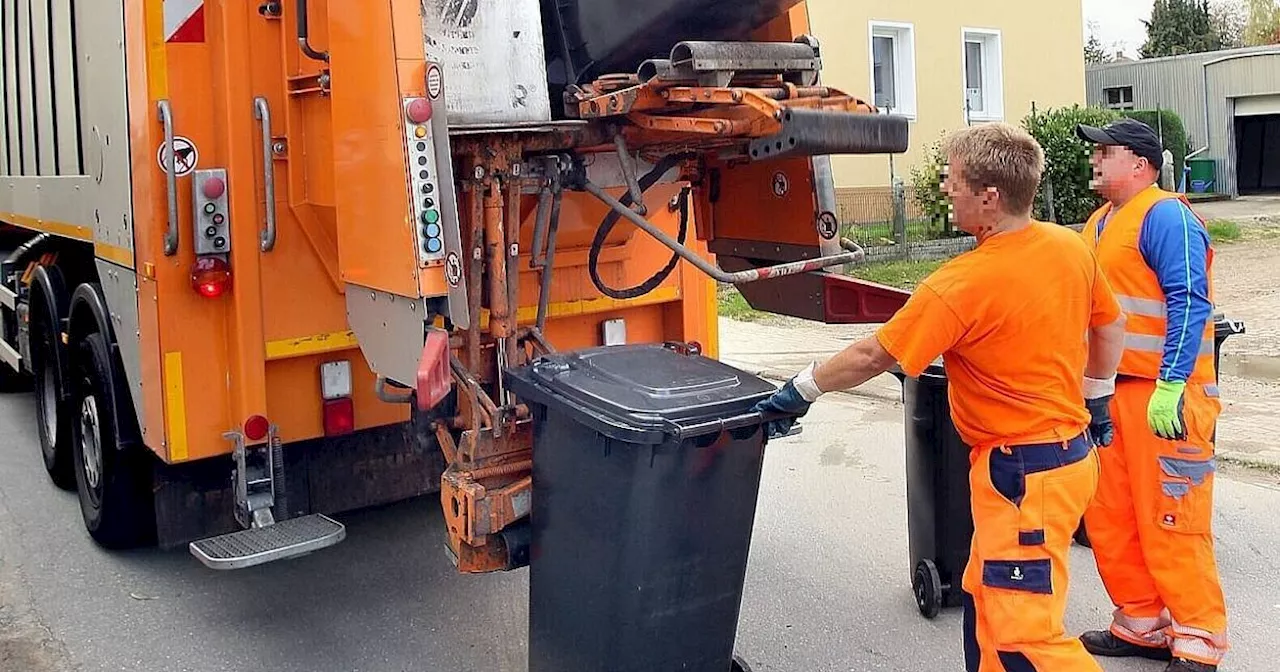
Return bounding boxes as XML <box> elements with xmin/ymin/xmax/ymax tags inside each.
<box><xmin>1022</xmin><ymin>104</ymin><xmax>1121</xmax><ymax>225</ymax></box>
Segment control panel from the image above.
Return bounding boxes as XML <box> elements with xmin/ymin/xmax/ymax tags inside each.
<box><xmin>403</xmin><ymin>97</ymin><xmax>446</xmax><ymax>265</ymax></box>
<box><xmin>192</xmin><ymin>169</ymin><xmax>231</xmax><ymax>256</ymax></box>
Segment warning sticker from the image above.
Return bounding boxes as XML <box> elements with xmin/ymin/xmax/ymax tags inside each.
<box><xmin>426</xmin><ymin>64</ymin><xmax>444</xmax><ymax>100</ymax></box>
<box><xmin>157</xmin><ymin>137</ymin><xmax>199</xmax><ymax>177</ymax></box>
<box><xmin>165</xmin><ymin>0</ymin><xmax>205</xmax><ymax>43</ymax></box>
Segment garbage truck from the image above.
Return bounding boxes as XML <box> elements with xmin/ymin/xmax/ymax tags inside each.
<box><xmin>0</xmin><ymin>0</ymin><xmax>910</xmax><ymax>648</ymax></box>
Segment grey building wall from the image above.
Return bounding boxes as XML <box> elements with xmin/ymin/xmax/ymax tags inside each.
<box><xmin>1086</xmin><ymin>46</ymin><xmax>1280</xmax><ymax>196</ymax></box>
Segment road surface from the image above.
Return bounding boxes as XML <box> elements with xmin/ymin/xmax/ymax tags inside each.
<box><xmin>2</xmin><ymin>378</ymin><xmax>1278</xmax><ymax>671</ymax></box>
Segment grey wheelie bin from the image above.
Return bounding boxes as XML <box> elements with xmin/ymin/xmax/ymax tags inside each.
<box><xmin>506</xmin><ymin>342</ymin><xmax>784</xmax><ymax>672</ymax></box>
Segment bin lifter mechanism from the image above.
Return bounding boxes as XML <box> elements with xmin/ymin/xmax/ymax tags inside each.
<box><xmin>416</xmin><ymin>38</ymin><xmax>913</xmax><ymax>573</ymax></box>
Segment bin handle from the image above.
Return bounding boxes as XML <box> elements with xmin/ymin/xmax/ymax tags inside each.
<box><xmin>666</xmin><ymin>410</ymin><xmax>767</xmax><ymax>440</ymax></box>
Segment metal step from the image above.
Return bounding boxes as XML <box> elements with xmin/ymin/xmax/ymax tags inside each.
<box><xmin>189</xmin><ymin>514</ymin><xmax>346</xmax><ymax>570</ymax></box>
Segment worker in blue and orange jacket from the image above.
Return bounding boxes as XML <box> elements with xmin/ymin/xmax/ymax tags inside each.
<box><xmin>1074</xmin><ymin>118</ymin><xmax>1228</xmax><ymax>672</ymax></box>
<box><xmin>754</xmin><ymin>122</ymin><xmax>1127</xmax><ymax>671</ymax></box>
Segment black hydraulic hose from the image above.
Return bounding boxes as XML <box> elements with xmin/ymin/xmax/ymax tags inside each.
<box><xmin>297</xmin><ymin>0</ymin><xmax>329</xmax><ymax>63</ymax></box>
<box><xmin>588</xmin><ymin>153</ymin><xmax>696</xmax><ymax>300</ymax></box>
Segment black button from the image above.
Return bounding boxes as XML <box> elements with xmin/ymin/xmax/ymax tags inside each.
<box><xmin>423</xmin><ymin>197</ymin><xmax>434</xmax><ymax>209</ymax></box>
<box><xmin>416</xmin><ymin>142</ymin><xmax>427</xmax><ymax>152</ymax></box>
<box><xmin>205</xmin><ymin>226</ymin><xmax>217</xmax><ymax>237</ymax></box>
<box><xmin>214</xmin><ymin>237</ymin><xmax>227</xmax><ymax>249</ymax></box>
<box><xmin>418</xmin><ymin>156</ymin><xmax>428</xmax><ymax>166</ymax></box>
<box><xmin>419</xmin><ymin>170</ymin><xmax>429</xmax><ymax>180</ymax></box>
<box><xmin>423</xmin><ymin>183</ymin><xmax>434</xmax><ymax>193</ymax></box>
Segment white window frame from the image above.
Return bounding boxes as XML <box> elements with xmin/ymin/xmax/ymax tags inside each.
<box><xmin>961</xmin><ymin>27</ymin><xmax>1005</xmax><ymax>122</ymax></box>
<box><xmin>868</xmin><ymin>21</ymin><xmax>917</xmax><ymax>119</ymax></box>
<box><xmin>1104</xmin><ymin>86</ymin><xmax>1135</xmax><ymax>110</ymax></box>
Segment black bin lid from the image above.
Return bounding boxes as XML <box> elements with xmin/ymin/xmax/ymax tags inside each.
<box><xmin>505</xmin><ymin>343</ymin><xmax>778</xmax><ymax>445</ymax></box>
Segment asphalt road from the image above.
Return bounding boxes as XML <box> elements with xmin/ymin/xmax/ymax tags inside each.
<box><xmin>1</xmin><ymin>385</ymin><xmax>1278</xmax><ymax>671</ymax></box>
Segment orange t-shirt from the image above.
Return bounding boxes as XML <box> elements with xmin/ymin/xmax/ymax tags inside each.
<box><xmin>876</xmin><ymin>221</ymin><xmax>1122</xmax><ymax>450</ymax></box>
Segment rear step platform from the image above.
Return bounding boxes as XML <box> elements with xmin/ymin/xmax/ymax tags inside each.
<box><xmin>189</xmin><ymin>514</ymin><xmax>346</xmax><ymax>570</ymax></box>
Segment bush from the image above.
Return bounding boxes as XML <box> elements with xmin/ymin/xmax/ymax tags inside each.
<box><xmin>1022</xmin><ymin>104</ymin><xmax>1121</xmax><ymax>225</ymax></box>
<box><xmin>1121</xmin><ymin>109</ymin><xmax>1189</xmax><ymax>181</ymax></box>
<box><xmin>909</xmin><ymin>134</ymin><xmax>951</xmax><ymax>234</ymax></box>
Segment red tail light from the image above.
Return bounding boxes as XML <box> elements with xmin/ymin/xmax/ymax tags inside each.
<box><xmin>244</xmin><ymin>414</ymin><xmax>270</xmax><ymax>441</ymax></box>
<box><xmin>190</xmin><ymin>257</ymin><xmax>232</xmax><ymax>298</ymax></box>
<box><xmin>323</xmin><ymin>398</ymin><xmax>354</xmax><ymax>436</ymax></box>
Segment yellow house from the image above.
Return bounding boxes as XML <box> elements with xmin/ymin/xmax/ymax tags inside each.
<box><xmin>803</xmin><ymin>0</ymin><xmax>1087</xmax><ymax>213</ymax></box>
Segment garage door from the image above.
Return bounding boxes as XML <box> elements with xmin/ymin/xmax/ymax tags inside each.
<box><xmin>1236</xmin><ymin>94</ymin><xmax>1280</xmax><ymax>117</ymax></box>
<box><xmin>1235</xmin><ymin>113</ymin><xmax>1280</xmax><ymax>193</ymax></box>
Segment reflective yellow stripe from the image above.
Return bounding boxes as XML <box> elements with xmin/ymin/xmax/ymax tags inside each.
<box><xmin>0</xmin><ymin>211</ymin><xmax>93</xmax><ymax>241</ymax></box>
<box><xmin>145</xmin><ymin>0</ymin><xmax>168</xmax><ymax>100</ymax></box>
<box><xmin>94</xmin><ymin>242</ymin><xmax>135</xmax><ymax>268</ymax></box>
<box><xmin>164</xmin><ymin>352</ymin><xmax>188</xmax><ymax>462</ymax></box>
<box><xmin>265</xmin><ymin>331</ymin><xmax>359</xmax><ymax>361</ymax></box>
<box><xmin>1116</xmin><ymin>294</ymin><xmax>1167</xmax><ymax>318</ymax></box>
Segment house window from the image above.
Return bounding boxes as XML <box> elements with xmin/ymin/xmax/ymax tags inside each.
<box><xmin>1105</xmin><ymin>86</ymin><xmax>1135</xmax><ymax>110</ymax></box>
<box><xmin>869</xmin><ymin>21</ymin><xmax>917</xmax><ymax>118</ymax></box>
<box><xmin>962</xmin><ymin>29</ymin><xmax>1004</xmax><ymax>121</ymax></box>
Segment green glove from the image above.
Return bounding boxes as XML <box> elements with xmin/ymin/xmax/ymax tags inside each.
<box><xmin>1147</xmin><ymin>380</ymin><xmax>1187</xmax><ymax>440</ymax></box>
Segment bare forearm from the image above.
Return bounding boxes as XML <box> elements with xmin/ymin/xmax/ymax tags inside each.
<box><xmin>1086</xmin><ymin>315</ymin><xmax>1126</xmax><ymax>380</ymax></box>
<box><xmin>812</xmin><ymin>336</ymin><xmax>899</xmax><ymax>394</ymax></box>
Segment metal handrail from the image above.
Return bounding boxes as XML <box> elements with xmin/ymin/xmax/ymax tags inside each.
<box><xmin>157</xmin><ymin>100</ymin><xmax>179</xmax><ymax>256</ymax></box>
<box><xmin>254</xmin><ymin>97</ymin><xmax>278</xmax><ymax>252</ymax></box>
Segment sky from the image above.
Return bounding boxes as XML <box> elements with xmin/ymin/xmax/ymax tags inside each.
<box><xmin>1083</xmin><ymin>0</ymin><xmax>1154</xmax><ymax>58</ymax></box>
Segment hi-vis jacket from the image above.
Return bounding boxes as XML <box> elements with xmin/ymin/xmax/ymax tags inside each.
<box><xmin>1082</xmin><ymin>185</ymin><xmax>1217</xmax><ymax>385</ymax></box>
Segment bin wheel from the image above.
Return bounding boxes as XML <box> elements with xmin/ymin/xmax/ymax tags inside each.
<box><xmin>730</xmin><ymin>654</ymin><xmax>755</xmax><ymax>672</ymax></box>
<box><xmin>1073</xmin><ymin>521</ymin><xmax>1092</xmax><ymax>549</ymax></box>
<box><xmin>913</xmin><ymin>559</ymin><xmax>943</xmax><ymax>619</ymax></box>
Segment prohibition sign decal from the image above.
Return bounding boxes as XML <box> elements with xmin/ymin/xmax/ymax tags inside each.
<box><xmin>157</xmin><ymin>137</ymin><xmax>199</xmax><ymax>177</ymax></box>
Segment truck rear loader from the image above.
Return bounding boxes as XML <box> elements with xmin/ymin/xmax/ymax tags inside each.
<box><xmin>0</xmin><ymin>0</ymin><xmax>911</xmax><ymax>666</ymax></box>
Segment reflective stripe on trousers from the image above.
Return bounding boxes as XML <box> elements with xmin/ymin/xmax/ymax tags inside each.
<box><xmin>1082</xmin><ymin>378</ymin><xmax>1230</xmax><ymax>666</ymax></box>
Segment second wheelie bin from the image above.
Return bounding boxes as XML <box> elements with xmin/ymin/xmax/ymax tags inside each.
<box><xmin>506</xmin><ymin>342</ymin><xmax>786</xmax><ymax>672</ymax></box>
<box><xmin>892</xmin><ymin>363</ymin><xmax>972</xmax><ymax>619</ymax></box>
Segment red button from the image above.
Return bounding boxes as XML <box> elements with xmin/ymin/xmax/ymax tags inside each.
<box><xmin>202</xmin><ymin>177</ymin><xmax>226</xmax><ymax>200</ymax></box>
<box><xmin>406</xmin><ymin>98</ymin><xmax>433</xmax><ymax>124</ymax></box>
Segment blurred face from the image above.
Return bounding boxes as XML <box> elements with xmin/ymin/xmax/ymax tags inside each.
<box><xmin>1089</xmin><ymin>144</ymin><xmax>1150</xmax><ymax>201</ymax></box>
<box><xmin>941</xmin><ymin>158</ymin><xmax>1001</xmax><ymax>236</ymax></box>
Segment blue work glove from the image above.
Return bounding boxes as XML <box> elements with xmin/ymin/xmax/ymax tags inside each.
<box><xmin>754</xmin><ymin>363</ymin><xmax>824</xmax><ymax>439</ymax></box>
<box><xmin>1085</xmin><ymin>395</ymin><xmax>1114</xmax><ymax>447</ymax></box>
<box><xmin>754</xmin><ymin>379</ymin><xmax>812</xmax><ymax>439</ymax></box>
<box><xmin>1083</xmin><ymin>375</ymin><xmax>1116</xmax><ymax>447</ymax></box>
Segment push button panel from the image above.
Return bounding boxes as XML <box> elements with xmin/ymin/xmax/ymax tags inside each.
<box><xmin>192</xmin><ymin>169</ymin><xmax>231</xmax><ymax>256</ymax></box>
<box><xmin>404</xmin><ymin>98</ymin><xmax>446</xmax><ymax>266</ymax></box>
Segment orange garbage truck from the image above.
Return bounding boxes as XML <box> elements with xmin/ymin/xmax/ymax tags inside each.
<box><xmin>0</xmin><ymin>0</ymin><xmax>909</xmax><ymax>586</ymax></box>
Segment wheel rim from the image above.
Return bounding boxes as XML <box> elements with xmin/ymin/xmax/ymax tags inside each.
<box><xmin>79</xmin><ymin>395</ymin><xmax>103</xmax><ymax>493</ymax></box>
<box><xmin>41</xmin><ymin>364</ymin><xmax>58</xmax><ymax>446</ymax></box>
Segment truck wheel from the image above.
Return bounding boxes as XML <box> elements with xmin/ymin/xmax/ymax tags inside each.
<box><xmin>69</xmin><ymin>331</ymin><xmax>154</xmax><ymax>549</ymax></box>
<box><xmin>32</xmin><ymin>314</ymin><xmax>75</xmax><ymax>490</ymax></box>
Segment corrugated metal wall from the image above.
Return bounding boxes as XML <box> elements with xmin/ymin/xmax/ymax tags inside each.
<box><xmin>1086</xmin><ymin>47</ymin><xmax>1280</xmax><ymax>196</ymax></box>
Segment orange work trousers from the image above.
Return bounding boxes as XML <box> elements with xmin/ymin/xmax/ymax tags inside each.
<box><xmin>963</xmin><ymin>433</ymin><xmax>1101</xmax><ymax>672</ymax></box>
<box><xmin>1082</xmin><ymin>377</ymin><xmax>1229</xmax><ymax>665</ymax></box>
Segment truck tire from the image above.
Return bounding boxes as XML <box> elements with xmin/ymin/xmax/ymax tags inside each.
<box><xmin>69</xmin><ymin>331</ymin><xmax>154</xmax><ymax>549</ymax></box>
<box><xmin>32</xmin><ymin>310</ymin><xmax>75</xmax><ymax>490</ymax></box>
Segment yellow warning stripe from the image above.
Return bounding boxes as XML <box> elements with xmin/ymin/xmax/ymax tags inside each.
<box><xmin>2</xmin><ymin>211</ymin><xmax>136</xmax><ymax>268</ymax></box>
<box><xmin>145</xmin><ymin>0</ymin><xmax>169</xmax><ymax>100</ymax></box>
<box><xmin>265</xmin><ymin>331</ymin><xmax>360</xmax><ymax>361</ymax></box>
<box><xmin>0</xmin><ymin>211</ymin><xmax>93</xmax><ymax>241</ymax></box>
<box><xmin>164</xmin><ymin>352</ymin><xmax>189</xmax><ymax>462</ymax></box>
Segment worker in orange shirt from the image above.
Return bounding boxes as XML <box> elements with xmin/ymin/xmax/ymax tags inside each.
<box><xmin>754</xmin><ymin>122</ymin><xmax>1127</xmax><ymax>671</ymax></box>
<box><xmin>1073</xmin><ymin>118</ymin><xmax>1228</xmax><ymax>672</ymax></box>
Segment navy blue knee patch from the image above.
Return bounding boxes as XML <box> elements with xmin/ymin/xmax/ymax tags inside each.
<box><xmin>964</xmin><ymin>592</ymin><xmax>980</xmax><ymax>672</ymax></box>
<box><xmin>997</xmin><ymin>651</ymin><xmax>1038</xmax><ymax>671</ymax></box>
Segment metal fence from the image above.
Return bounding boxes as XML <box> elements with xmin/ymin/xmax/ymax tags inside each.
<box><xmin>835</xmin><ymin>179</ymin><xmax>961</xmax><ymax>258</ymax></box>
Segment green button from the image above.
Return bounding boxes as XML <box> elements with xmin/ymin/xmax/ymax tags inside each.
<box><xmin>204</xmin><ymin>203</ymin><xmax>217</xmax><ymax>214</ymax></box>
<box><xmin>422</xmin><ymin>209</ymin><xmax>440</xmax><ymax>225</ymax></box>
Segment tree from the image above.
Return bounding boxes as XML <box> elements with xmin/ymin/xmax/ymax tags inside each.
<box><xmin>1140</xmin><ymin>0</ymin><xmax>1224</xmax><ymax>58</ymax></box>
<box><xmin>1244</xmin><ymin>0</ymin><xmax>1280</xmax><ymax>45</ymax></box>
<box><xmin>1085</xmin><ymin>21</ymin><xmax>1110</xmax><ymax>64</ymax></box>
<box><xmin>1211</xmin><ymin>0</ymin><xmax>1248</xmax><ymax>47</ymax></box>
